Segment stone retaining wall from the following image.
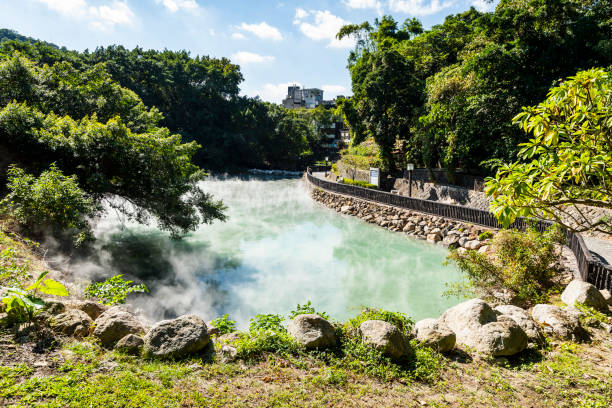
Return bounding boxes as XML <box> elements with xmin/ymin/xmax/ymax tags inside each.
<box><xmin>310</xmin><ymin>187</ymin><xmax>494</xmax><ymax>251</ymax></box>
<box><xmin>393</xmin><ymin>179</ymin><xmax>492</xmax><ymax>211</ymax></box>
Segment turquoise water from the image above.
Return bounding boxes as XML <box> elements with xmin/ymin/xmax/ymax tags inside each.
<box><xmin>89</xmin><ymin>175</ymin><xmax>462</xmax><ymax>328</ymax></box>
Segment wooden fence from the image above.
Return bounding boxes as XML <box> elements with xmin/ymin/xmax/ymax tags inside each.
<box><xmin>306</xmin><ymin>167</ymin><xmax>611</xmax><ymax>290</ymax></box>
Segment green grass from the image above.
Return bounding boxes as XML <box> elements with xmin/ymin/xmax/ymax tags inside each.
<box><xmin>0</xmin><ymin>336</ymin><xmax>611</xmax><ymax>407</ymax></box>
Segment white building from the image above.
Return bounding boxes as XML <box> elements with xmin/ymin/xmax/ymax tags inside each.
<box><xmin>282</xmin><ymin>85</ymin><xmax>323</xmax><ymax>109</ymax></box>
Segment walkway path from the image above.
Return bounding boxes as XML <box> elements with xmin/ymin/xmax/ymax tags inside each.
<box><xmin>583</xmin><ymin>236</ymin><xmax>612</xmax><ymax>265</ymax></box>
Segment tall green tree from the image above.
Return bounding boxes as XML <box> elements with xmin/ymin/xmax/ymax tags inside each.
<box><xmin>486</xmin><ymin>68</ymin><xmax>612</xmax><ymax>235</ymax></box>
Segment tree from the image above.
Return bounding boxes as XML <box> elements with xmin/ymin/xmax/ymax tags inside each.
<box><xmin>486</xmin><ymin>68</ymin><xmax>612</xmax><ymax>235</ymax></box>
<box><xmin>0</xmin><ymin>55</ymin><xmax>226</xmax><ymax>237</ymax></box>
<box><xmin>342</xmin><ymin>47</ymin><xmax>423</xmax><ymax>172</ymax></box>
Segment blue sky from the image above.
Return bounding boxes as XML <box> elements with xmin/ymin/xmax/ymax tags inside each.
<box><xmin>0</xmin><ymin>0</ymin><xmax>497</xmax><ymax>103</ymax></box>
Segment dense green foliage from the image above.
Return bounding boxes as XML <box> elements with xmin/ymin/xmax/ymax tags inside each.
<box><xmin>338</xmin><ymin>0</ymin><xmax>612</xmax><ymax>175</ymax></box>
<box><xmin>486</xmin><ymin>68</ymin><xmax>612</xmax><ymax>235</ymax></box>
<box><xmin>0</xmin><ymin>53</ymin><xmax>227</xmax><ymax>237</ymax></box>
<box><xmin>209</xmin><ymin>314</ymin><xmax>237</xmax><ymax>335</ymax></box>
<box><xmin>84</xmin><ymin>275</ymin><xmax>148</xmax><ymax>306</ymax></box>
<box><xmin>0</xmin><ymin>38</ymin><xmax>337</xmax><ymax>171</ymax></box>
<box><xmin>1</xmin><ymin>164</ymin><xmax>99</xmax><ymax>245</ymax></box>
<box><xmin>446</xmin><ymin>227</ymin><xmax>564</xmax><ymax>307</ymax></box>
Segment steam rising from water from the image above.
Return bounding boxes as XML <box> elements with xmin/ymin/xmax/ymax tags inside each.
<box><xmin>70</xmin><ymin>175</ymin><xmax>462</xmax><ymax>328</ymax></box>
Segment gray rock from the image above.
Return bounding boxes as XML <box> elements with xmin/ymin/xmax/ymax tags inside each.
<box><xmin>218</xmin><ymin>344</ymin><xmax>238</xmax><ymax>363</ymax></box>
<box><xmin>93</xmin><ymin>307</ymin><xmax>145</xmax><ymax>347</ymax></box>
<box><xmin>495</xmin><ymin>305</ymin><xmax>543</xmax><ymax>344</ymax></box>
<box><xmin>440</xmin><ymin>299</ymin><xmax>497</xmax><ymax>336</ymax></box>
<box><xmin>475</xmin><ymin>320</ymin><xmax>528</xmax><ymax>356</ymax></box>
<box><xmin>43</xmin><ymin>299</ymin><xmax>67</xmax><ymax>315</ymax></box>
<box><xmin>414</xmin><ymin>318</ymin><xmax>455</xmax><ymax>353</ymax></box>
<box><xmin>464</xmin><ymin>240</ymin><xmax>482</xmax><ymax>250</ymax></box>
<box><xmin>287</xmin><ymin>314</ymin><xmax>336</xmax><ymax>349</ymax></box>
<box><xmin>427</xmin><ymin>233</ymin><xmax>442</xmax><ymax>243</ymax></box>
<box><xmin>50</xmin><ymin>309</ymin><xmax>92</xmax><ymax>338</ymax></box>
<box><xmin>440</xmin><ymin>299</ymin><xmax>527</xmax><ymax>356</ymax></box>
<box><xmin>402</xmin><ymin>222</ymin><xmax>415</xmax><ymax>232</ymax></box>
<box><xmin>599</xmin><ymin>289</ymin><xmax>612</xmax><ymax>306</ymax></box>
<box><xmin>532</xmin><ymin>304</ymin><xmax>586</xmax><ymax>340</ymax></box>
<box><xmin>144</xmin><ymin>314</ymin><xmax>210</xmax><ymax>359</ymax></box>
<box><xmin>74</xmin><ymin>301</ymin><xmax>107</xmax><ymax>320</ymax></box>
<box><xmin>114</xmin><ymin>334</ymin><xmax>144</xmax><ymax>355</ymax></box>
<box><xmin>359</xmin><ymin>320</ymin><xmax>411</xmax><ymax>360</ymax></box>
<box><xmin>561</xmin><ymin>280</ymin><xmax>609</xmax><ymax>312</ymax></box>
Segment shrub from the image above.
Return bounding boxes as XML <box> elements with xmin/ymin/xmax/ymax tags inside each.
<box><xmin>340</xmin><ymin>178</ymin><xmax>377</xmax><ymax>189</ymax></box>
<box><xmin>0</xmin><ymin>248</ymin><xmax>29</xmax><ymax>288</ymax></box>
<box><xmin>249</xmin><ymin>313</ymin><xmax>285</xmax><ymax>333</ymax></box>
<box><xmin>233</xmin><ymin>331</ymin><xmax>301</xmax><ymax>361</ymax></box>
<box><xmin>1</xmin><ymin>270</ymin><xmax>68</xmax><ymax>324</ymax></box>
<box><xmin>445</xmin><ymin>227</ymin><xmax>564</xmax><ymax>307</ymax></box>
<box><xmin>209</xmin><ymin>314</ymin><xmax>236</xmax><ymax>335</ymax></box>
<box><xmin>288</xmin><ymin>301</ymin><xmax>329</xmax><ymax>320</ymax></box>
<box><xmin>1</xmin><ymin>164</ymin><xmax>99</xmax><ymax>245</ymax></box>
<box><xmin>84</xmin><ymin>275</ymin><xmax>148</xmax><ymax>306</ymax></box>
<box><xmin>478</xmin><ymin>231</ymin><xmax>493</xmax><ymax>241</ymax></box>
<box><xmin>346</xmin><ymin>307</ymin><xmax>414</xmax><ymax>336</ymax></box>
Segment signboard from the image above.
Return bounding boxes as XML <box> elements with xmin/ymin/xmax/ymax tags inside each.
<box><xmin>369</xmin><ymin>167</ymin><xmax>380</xmax><ymax>188</ymax></box>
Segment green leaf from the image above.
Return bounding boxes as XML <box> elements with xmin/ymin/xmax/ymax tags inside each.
<box><xmin>38</xmin><ymin>278</ymin><xmax>69</xmax><ymax>297</ymax></box>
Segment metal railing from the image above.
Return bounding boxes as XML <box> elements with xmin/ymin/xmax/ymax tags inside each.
<box><xmin>306</xmin><ymin>167</ymin><xmax>611</xmax><ymax>290</ymax></box>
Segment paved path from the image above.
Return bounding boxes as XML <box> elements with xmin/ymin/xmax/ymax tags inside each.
<box><xmin>583</xmin><ymin>236</ymin><xmax>612</xmax><ymax>265</ymax></box>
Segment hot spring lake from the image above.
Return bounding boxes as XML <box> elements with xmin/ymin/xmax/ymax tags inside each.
<box><xmin>79</xmin><ymin>174</ymin><xmax>463</xmax><ymax>328</ymax></box>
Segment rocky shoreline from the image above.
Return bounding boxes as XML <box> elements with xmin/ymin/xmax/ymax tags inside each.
<box><xmin>310</xmin><ymin>187</ymin><xmax>495</xmax><ymax>252</ymax></box>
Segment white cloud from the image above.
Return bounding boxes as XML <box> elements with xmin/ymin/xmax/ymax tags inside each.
<box><xmin>343</xmin><ymin>0</ymin><xmax>383</xmax><ymax>14</ymax></box>
<box><xmin>156</xmin><ymin>0</ymin><xmax>198</xmax><ymax>13</ymax></box>
<box><xmin>238</xmin><ymin>22</ymin><xmax>283</xmax><ymax>41</ymax></box>
<box><xmin>35</xmin><ymin>0</ymin><xmax>134</xmax><ymax>30</ymax></box>
<box><xmin>34</xmin><ymin>0</ymin><xmax>87</xmax><ymax>16</ymax></box>
<box><xmin>388</xmin><ymin>0</ymin><xmax>453</xmax><ymax>16</ymax></box>
<box><xmin>231</xmin><ymin>32</ymin><xmax>246</xmax><ymax>40</ymax></box>
<box><xmin>231</xmin><ymin>51</ymin><xmax>276</xmax><ymax>65</ymax></box>
<box><xmin>254</xmin><ymin>82</ymin><xmax>302</xmax><ymax>103</ymax></box>
<box><xmin>89</xmin><ymin>1</ymin><xmax>134</xmax><ymax>29</ymax></box>
<box><xmin>322</xmin><ymin>85</ymin><xmax>347</xmax><ymax>96</ymax></box>
<box><xmin>471</xmin><ymin>0</ymin><xmax>496</xmax><ymax>12</ymax></box>
<box><xmin>293</xmin><ymin>9</ymin><xmax>355</xmax><ymax>48</ymax></box>
<box><xmin>294</xmin><ymin>7</ymin><xmax>309</xmax><ymax>20</ymax></box>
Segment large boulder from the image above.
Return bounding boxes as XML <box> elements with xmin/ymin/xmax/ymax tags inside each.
<box><xmin>359</xmin><ymin>320</ymin><xmax>411</xmax><ymax>360</ymax></box>
<box><xmin>93</xmin><ymin>307</ymin><xmax>145</xmax><ymax>347</ymax></box>
<box><xmin>532</xmin><ymin>304</ymin><xmax>586</xmax><ymax>340</ymax></box>
<box><xmin>414</xmin><ymin>318</ymin><xmax>455</xmax><ymax>353</ymax></box>
<box><xmin>495</xmin><ymin>305</ymin><xmax>543</xmax><ymax>344</ymax></box>
<box><xmin>475</xmin><ymin>318</ymin><xmax>528</xmax><ymax>356</ymax></box>
<box><xmin>50</xmin><ymin>309</ymin><xmax>92</xmax><ymax>338</ymax></box>
<box><xmin>114</xmin><ymin>334</ymin><xmax>144</xmax><ymax>355</ymax></box>
<box><xmin>440</xmin><ymin>299</ymin><xmax>528</xmax><ymax>356</ymax></box>
<box><xmin>144</xmin><ymin>314</ymin><xmax>210</xmax><ymax>359</ymax></box>
<box><xmin>288</xmin><ymin>314</ymin><xmax>336</xmax><ymax>349</ymax></box>
<box><xmin>561</xmin><ymin>280</ymin><xmax>609</xmax><ymax>312</ymax></box>
<box><xmin>440</xmin><ymin>299</ymin><xmax>497</xmax><ymax>337</ymax></box>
